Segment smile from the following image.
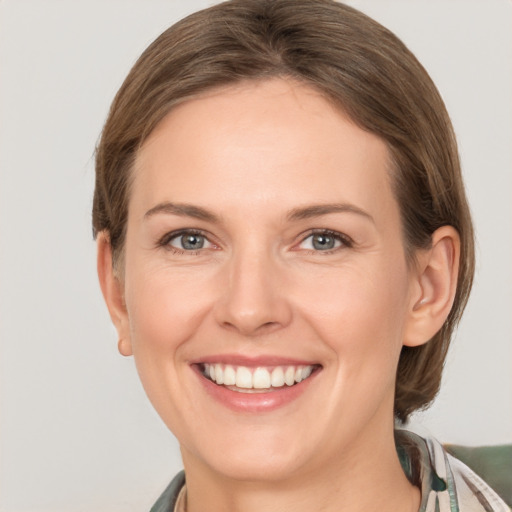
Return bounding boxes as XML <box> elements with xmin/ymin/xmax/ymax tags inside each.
<box><xmin>200</xmin><ymin>363</ymin><xmax>318</xmax><ymax>392</ymax></box>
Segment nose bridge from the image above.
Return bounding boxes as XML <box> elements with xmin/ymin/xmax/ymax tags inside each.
<box><xmin>214</xmin><ymin>237</ymin><xmax>291</xmax><ymax>335</ymax></box>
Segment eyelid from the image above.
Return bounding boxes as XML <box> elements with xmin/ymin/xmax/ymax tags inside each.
<box><xmin>158</xmin><ymin>228</ymin><xmax>217</xmax><ymax>253</ymax></box>
<box><xmin>296</xmin><ymin>229</ymin><xmax>353</xmax><ymax>252</ymax></box>
<box><xmin>156</xmin><ymin>227</ymin><xmax>353</xmax><ymax>255</ymax></box>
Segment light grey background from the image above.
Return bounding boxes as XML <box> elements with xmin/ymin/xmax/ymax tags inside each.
<box><xmin>0</xmin><ymin>1</ymin><xmax>510</xmax><ymax>511</ymax></box>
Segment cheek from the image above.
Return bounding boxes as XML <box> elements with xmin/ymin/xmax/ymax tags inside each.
<box><xmin>298</xmin><ymin>265</ymin><xmax>411</xmax><ymax>429</ymax></box>
<box><xmin>294</xmin><ymin>258</ymin><xmax>411</xmax><ymax>364</ymax></box>
<box><xmin>121</xmin><ymin>262</ymin><xmax>219</xmax><ymax>435</ymax></box>
<box><xmin>124</xmin><ymin>263</ymin><xmax>215</xmax><ymax>357</ymax></box>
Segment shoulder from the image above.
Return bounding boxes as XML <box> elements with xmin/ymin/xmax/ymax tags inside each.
<box><xmin>396</xmin><ymin>429</ymin><xmax>510</xmax><ymax>512</ymax></box>
<box><xmin>447</xmin><ymin>454</ymin><xmax>510</xmax><ymax>512</ymax></box>
<box><xmin>150</xmin><ymin>471</ymin><xmax>185</xmax><ymax>512</ymax></box>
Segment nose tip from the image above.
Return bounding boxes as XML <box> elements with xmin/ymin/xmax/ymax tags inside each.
<box><xmin>216</xmin><ymin>286</ymin><xmax>292</xmax><ymax>337</ymax></box>
<box><xmin>213</xmin><ymin>252</ymin><xmax>292</xmax><ymax>337</ymax></box>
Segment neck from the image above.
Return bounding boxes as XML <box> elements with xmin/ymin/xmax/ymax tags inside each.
<box><xmin>181</xmin><ymin>427</ymin><xmax>420</xmax><ymax>512</ymax></box>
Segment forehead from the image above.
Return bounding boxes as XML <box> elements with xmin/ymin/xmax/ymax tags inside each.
<box><xmin>131</xmin><ymin>78</ymin><xmax>397</xmax><ymax>227</ymax></box>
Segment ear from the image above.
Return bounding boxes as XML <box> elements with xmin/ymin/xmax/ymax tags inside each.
<box><xmin>96</xmin><ymin>232</ymin><xmax>133</xmax><ymax>356</ymax></box>
<box><xmin>403</xmin><ymin>226</ymin><xmax>460</xmax><ymax>347</ymax></box>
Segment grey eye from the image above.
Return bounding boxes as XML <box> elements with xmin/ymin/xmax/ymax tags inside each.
<box><xmin>182</xmin><ymin>234</ymin><xmax>204</xmax><ymax>250</ymax></box>
<box><xmin>311</xmin><ymin>233</ymin><xmax>336</xmax><ymax>250</ymax></box>
<box><xmin>299</xmin><ymin>232</ymin><xmax>345</xmax><ymax>251</ymax></box>
<box><xmin>169</xmin><ymin>232</ymin><xmax>211</xmax><ymax>250</ymax></box>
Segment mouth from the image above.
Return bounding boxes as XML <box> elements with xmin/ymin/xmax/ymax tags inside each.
<box><xmin>197</xmin><ymin>362</ymin><xmax>321</xmax><ymax>393</ymax></box>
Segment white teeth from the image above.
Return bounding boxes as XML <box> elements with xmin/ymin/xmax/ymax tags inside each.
<box><xmin>302</xmin><ymin>366</ymin><xmax>313</xmax><ymax>380</ymax></box>
<box><xmin>215</xmin><ymin>364</ymin><xmax>224</xmax><ymax>385</ymax></box>
<box><xmin>236</xmin><ymin>366</ymin><xmax>253</xmax><ymax>388</ymax></box>
<box><xmin>202</xmin><ymin>363</ymin><xmax>316</xmax><ymax>390</ymax></box>
<box><xmin>270</xmin><ymin>367</ymin><xmax>285</xmax><ymax>387</ymax></box>
<box><xmin>284</xmin><ymin>366</ymin><xmax>295</xmax><ymax>386</ymax></box>
<box><xmin>223</xmin><ymin>365</ymin><xmax>236</xmax><ymax>385</ymax></box>
<box><xmin>253</xmin><ymin>368</ymin><xmax>271</xmax><ymax>389</ymax></box>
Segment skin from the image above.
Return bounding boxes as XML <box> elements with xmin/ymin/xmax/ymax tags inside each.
<box><xmin>98</xmin><ymin>78</ymin><xmax>460</xmax><ymax>512</ymax></box>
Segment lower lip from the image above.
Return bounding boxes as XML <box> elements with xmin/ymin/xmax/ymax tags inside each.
<box><xmin>192</xmin><ymin>366</ymin><xmax>320</xmax><ymax>413</ymax></box>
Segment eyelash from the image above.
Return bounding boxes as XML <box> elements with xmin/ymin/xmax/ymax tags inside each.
<box><xmin>300</xmin><ymin>229</ymin><xmax>353</xmax><ymax>255</ymax></box>
<box><xmin>157</xmin><ymin>229</ymin><xmax>212</xmax><ymax>256</ymax></box>
<box><xmin>157</xmin><ymin>228</ymin><xmax>353</xmax><ymax>256</ymax></box>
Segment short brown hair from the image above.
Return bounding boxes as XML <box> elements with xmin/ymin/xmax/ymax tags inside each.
<box><xmin>93</xmin><ymin>0</ymin><xmax>475</xmax><ymax>422</ymax></box>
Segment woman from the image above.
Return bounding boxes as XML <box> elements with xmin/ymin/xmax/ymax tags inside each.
<box><xmin>93</xmin><ymin>1</ymin><xmax>509</xmax><ymax>511</ymax></box>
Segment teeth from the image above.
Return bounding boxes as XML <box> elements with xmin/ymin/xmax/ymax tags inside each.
<box><xmin>270</xmin><ymin>367</ymin><xmax>285</xmax><ymax>387</ymax></box>
<box><xmin>236</xmin><ymin>366</ymin><xmax>253</xmax><ymax>388</ymax></box>
<box><xmin>215</xmin><ymin>364</ymin><xmax>224</xmax><ymax>385</ymax></box>
<box><xmin>253</xmin><ymin>367</ymin><xmax>271</xmax><ymax>389</ymax></box>
<box><xmin>302</xmin><ymin>366</ymin><xmax>313</xmax><ymax>380</ymax></box>
<box><xmin>223</xmin><ymin>365</ymin><xmax>236</xmax><ymax>385</ymax></box>
<box><xmin>203</xmin><ymin>363</ymin><xmax>316</xmax><ymax>390</ymax></box>
<box><xmin>284</xmin><ymin>366</ymin><xmax>295</xmax><ymax>386</ymax></box>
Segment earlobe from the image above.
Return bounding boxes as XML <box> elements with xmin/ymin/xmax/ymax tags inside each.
<box><xmin>117</xmin><ymin>337</ymin><xmax>133</xmax><ymax>357</ymax></box>
<box><xmin>403</xmin><ymin>226</ymin><xmax>460</xmax><ymax>347</ymax></box>
<box><xmin>96</xmin><ymin>232</ymin><xmax>133</xmax><ymax>357</ymax></box>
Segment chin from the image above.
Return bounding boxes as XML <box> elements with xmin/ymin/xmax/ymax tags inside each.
<box><xmin>207</xmin><ymin>452</ymin><xmax>311</xmax><ymax>484</ymax></box>
<box><xmin>181</xmin><ymin>425</ymin><xmax>317</xmax><ymax>484</ymax></box>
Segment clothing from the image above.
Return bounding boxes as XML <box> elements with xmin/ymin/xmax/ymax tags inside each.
<box><xmin>395</xmin><ymin>430</ymin><xmax>509</xmax><ymax>512</ymax></box>
<box><xmin>149</xmin><ymin>430</ymin><xmax>510</xmax><ymax>512</ymax></box>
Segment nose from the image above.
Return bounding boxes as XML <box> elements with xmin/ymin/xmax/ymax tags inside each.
<box><xmin>213</xmin><ymin>245</ymin><xmax>293</xmax><ymax>337</ymax></box>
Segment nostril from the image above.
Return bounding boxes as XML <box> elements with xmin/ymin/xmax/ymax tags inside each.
<box><xmin>221</xmin><ymin>320</ymin><xmax>279</xmax><ymax>336</ymax></box>
<box><xmin>213</xmin><ymin>284</ymin><xmax>293</xmax><ymax>335</ymax></box>
<box><xmin>252</xmin><ymin>321</ymin><xmax>282</xmax><ymax>335</ymax></box>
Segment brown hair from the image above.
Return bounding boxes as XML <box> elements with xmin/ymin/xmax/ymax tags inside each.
<box><xmin>93</xmin><ymin>0</ymin><xmax>474</xmax><ymax>422</ymax></box>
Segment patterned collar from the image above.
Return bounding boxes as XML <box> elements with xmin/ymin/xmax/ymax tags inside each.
<box><xmin>396</xmin><ymin>429</ymin><xmax>509</xmax><ymax>512</ymax></box>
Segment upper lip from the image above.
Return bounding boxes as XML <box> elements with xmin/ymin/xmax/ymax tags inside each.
<box><xmin>189</xmin><ymin>354</ymin><xmax>321</xmax><ymax>367</ymax></box>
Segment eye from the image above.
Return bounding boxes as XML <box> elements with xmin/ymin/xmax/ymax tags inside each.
<box><xmin>160</xmin><ymin>229</ymin><xmax>215</xmax><ymax>253</ymax></box>
<box><xmin>298</xmin><ymin>230</ymin><xmax>351</xmax><ymax>252</ymax></box>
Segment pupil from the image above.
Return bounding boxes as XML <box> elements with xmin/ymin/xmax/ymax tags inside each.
<box><xmin>182</xmin><ymin>234</ymin><xmax>204</xmax><ymax>250</ymax></box>
<box><xmin>313</xmin><ymin>234</ymin><xmax>334</xmax><ymax>250</ymax></box>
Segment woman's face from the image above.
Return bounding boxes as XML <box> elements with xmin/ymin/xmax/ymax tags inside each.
<box><xmin>115</xmin><ymin>78</ymin><xmax>421</xmax><ymax>482</ymax></box>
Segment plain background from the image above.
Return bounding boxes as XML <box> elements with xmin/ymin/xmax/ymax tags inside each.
<box><xmin>0</xmin><ymin>1</ymin><xmax>511</xmax><ymax>510</ymax></box>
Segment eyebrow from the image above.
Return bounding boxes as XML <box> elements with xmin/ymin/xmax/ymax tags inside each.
<box><xmin>286</xmin><ymin>203</ymin><xmax>375</xmax><ymax>224</ymax></box>
<box><xmin>144</xmin><ymin>202</ymin><xmax>221</xmax><ymax>223</ymax></box>
<box><xmin>144</xmin><ymin>201</ymin><xmax>374</xmax><ymax>224</ymax></box>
